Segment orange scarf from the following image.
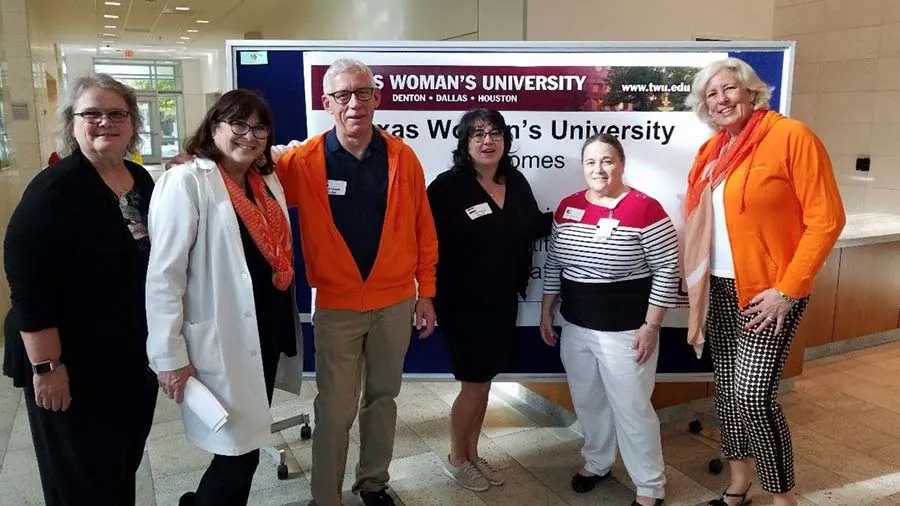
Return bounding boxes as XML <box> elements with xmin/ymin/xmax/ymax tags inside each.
<box><xmin>683</xmin><ymin>109</ymin><xmax>779</xmax><ymax>352</ymax></box>
<box><xmin>220</xmin><ymin>165</ymin><xmax>294</xmax><ymax>291</ymax></box>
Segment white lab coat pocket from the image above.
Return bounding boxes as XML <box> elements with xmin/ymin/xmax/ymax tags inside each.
<box><xmin>183</xmin><ymin>319</ymin><xmax>223</xmax><ymax>376</ymax></box>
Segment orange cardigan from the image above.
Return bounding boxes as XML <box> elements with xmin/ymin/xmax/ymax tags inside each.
<box><xmin>712</xmin><ymin>115</ymin><xmax>845</xmax><ymax>307</ymax></box>
<box><xmin>276</xmin><ymin>130</ymin><xmax>438</xmax><ymax>311</ymax></box>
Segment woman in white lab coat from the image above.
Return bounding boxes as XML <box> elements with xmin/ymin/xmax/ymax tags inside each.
<box><xmin>145</xmin><ymin>89</ymin><xmax>303</xmax><ymax>506</ymax></box>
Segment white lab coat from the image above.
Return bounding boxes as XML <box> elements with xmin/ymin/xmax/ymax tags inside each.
<box><xmin>145</xmin><ymin>157</ymin><xmax>303</xmax><ymax>456</ymax></box>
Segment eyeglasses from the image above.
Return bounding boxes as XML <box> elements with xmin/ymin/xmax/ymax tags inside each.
<box><xmin>327</xmin><ymin>87</ymin><xmax>375</xmax><ymax>105</ymax></box>
<box><xmin>74</xmin><ymin>110</ymin><xmax>131</xmax><ymax>124</ymax></box>
<box><xmin>470</xmin><ymin>130</ymin><xmax>504</xmax><ymax>143</ymax></box>
<box><xmin>224</xmin><ymin>120</ymin><xmax>270</xmax><ymax>139</ymax></box>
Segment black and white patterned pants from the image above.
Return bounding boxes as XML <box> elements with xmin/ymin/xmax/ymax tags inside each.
<box><xmin>707</xmin><ymin>276</ymin><xmax>808</xmax><ymax>494</ymax></box>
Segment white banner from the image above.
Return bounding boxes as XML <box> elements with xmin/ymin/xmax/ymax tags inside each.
<box><xmin>303</xmin><ymin>51</ymin><xmax>727</xmax><ymax>327</ymax></box>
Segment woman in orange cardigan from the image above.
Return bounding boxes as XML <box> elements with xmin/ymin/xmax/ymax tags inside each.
<box><xmin>683</xmin><ymin>58</ymin><xmax>845</xmax><ymax>506</ymax></box>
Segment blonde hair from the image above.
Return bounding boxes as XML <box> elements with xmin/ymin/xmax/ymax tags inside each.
<box><xmin>685</xmin><ymin>57</ymin><xmax>773</xmax><ymax>128</ymax></box>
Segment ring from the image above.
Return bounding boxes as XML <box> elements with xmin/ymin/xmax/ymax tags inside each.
<box><xmin>765</xmin><ymin>316</ymin><xmax>774</xmax><ymax>321</ymax></box>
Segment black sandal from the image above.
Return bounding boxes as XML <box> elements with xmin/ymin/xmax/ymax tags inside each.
<box><xmin>631</xmin><ymin>499</ymin><xmax>664</xmax><ymax>506</ymax></box>
<box><xmin>707</xmin><ymin>483</ymin><xmax>752</xmax><ymax>506</ymax></box>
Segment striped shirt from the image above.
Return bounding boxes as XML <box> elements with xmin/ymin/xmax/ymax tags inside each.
<box><xmin>544</xmin><ymin>189</ymin><xmax>682</xmax><ymax>311</ymax></box>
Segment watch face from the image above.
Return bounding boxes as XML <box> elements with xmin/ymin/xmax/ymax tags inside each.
<box><xmin>33</xmin><ymin>362</ymin><xmax>52</xmax><ymax>375</ymax></box>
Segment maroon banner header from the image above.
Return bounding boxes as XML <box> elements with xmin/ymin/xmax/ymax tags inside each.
<box><xmin>309</xmin><ymin>64</ymin><xmax>696</xmax><ymax>112</ymax></box>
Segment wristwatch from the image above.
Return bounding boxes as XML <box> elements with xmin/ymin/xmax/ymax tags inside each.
<box><xmin>32</xmin><ymin>358</ymin><xmax>62</xmax><ymax>376</ymax></box>
<box><xmin>776</xmin><ymin>289</ymin><xmax>799</xmax><ymax>306</ymax></box>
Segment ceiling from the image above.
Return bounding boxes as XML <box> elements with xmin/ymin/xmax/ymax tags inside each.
<box><xmin>32</xmin><ymin>0</ymin><xmax>287</xmax><ymax>57</ymax></box>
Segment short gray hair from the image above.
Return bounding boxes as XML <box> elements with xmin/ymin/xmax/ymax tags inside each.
<box><xmin>58</xmin><ymin>73</ymin><xmax>142</xmax><ymax>156</ymax></box>
<box><xmin>322</xmin><ymin>58</ymin><xmax>375</xmax><ymax>94</ymax></box>
<box><xmin>685</xmin><ymin>57</ymin><xmax>773</xmax><ymax>128</ymax></box>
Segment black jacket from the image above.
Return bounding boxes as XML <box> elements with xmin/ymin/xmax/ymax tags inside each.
<box><xmin>3</xmin><ymin>151</ymin><xmax>155</xmax><ymax>393</ymax></box>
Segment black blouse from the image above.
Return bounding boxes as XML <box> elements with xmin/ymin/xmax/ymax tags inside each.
<box><xmin>235</xmin><ymin>187</ymin><xmax>297</xmax><ymax>360</ymax></box>
<box><xmin>426</xmin><ymin>167</ymin><xmax>552</xmax><ymax>309</ymax></box>
<box><xmin>3</xmin><ymin>151</ymin><xmax>155</xmax><ymax>391</ymax></box>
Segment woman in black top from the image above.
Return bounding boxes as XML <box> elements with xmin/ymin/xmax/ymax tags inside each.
<box><xmin>427</xmin><ymin>107</ymin><xmax>552</xmax><ymax>491</ymax></box>
<box><xmin>2</xmin><ymin>74</ymin><xmax>158</xmax><ymax>506</ymax></box>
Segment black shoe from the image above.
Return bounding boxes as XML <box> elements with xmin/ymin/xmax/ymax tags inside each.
<box><xmin>707</xmin><ymin>483</ymin><xmax>752</xmax><ymax>506</ymax></box>
<box><xmin>360</xmin><ymin>488</ymin><xmax>396</xmax><ymax>506</ymax></box>
<box><xmin>178</xmin><ymin>492</ymin><xmax>196</xmax><ymax>506</ymax></box>
<box><xmin>631</xmin><ymin>500</ymin><xmax>664</xmax><ymax>506</ymax></box>
<box><xmin>571</xmin><ymin>469</ymin><xmax>612</xmax><ymax>493</ymax></box>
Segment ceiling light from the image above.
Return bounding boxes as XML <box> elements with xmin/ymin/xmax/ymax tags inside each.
<box><xmin>104</xmin><ymin>1</ymin><xmax>121</xmax><ymax>5</ymax></box>
<box><xmin>186</xmin><ymin>29</ymin><xmax>198</xmax><ymax>33</ymax></box>
<box><xmin>102</xmin><ymin>33</ymin><xmax>117</xmax><ymax>37</ymax></box>
<box><xmin>104</xmin><ymin>25</ymin><xmax>117</xmax><ymax>29</ymax></box>
<box><xmin>196</xmin><ymin>19</ymin><xmax>209</xmax><ymax>24</ymax></box>
<box><xmin>180</xmin><ymin>36</ymin><xmax>190</xmax><ymax>40</ymax></box>
<box><xmin>176</xmin><ymin>41</ymin><xmax>186</xmax><ymax>44</ymax></box>
<box><xmin>175</xmin><ymin>6</ymin><xmax>190</xmax><ymax>11</ymax></box>
<box><xmin>103</xmin><ymin>14</ymin><xmax>119</xmax><ymax>19</ymax></box>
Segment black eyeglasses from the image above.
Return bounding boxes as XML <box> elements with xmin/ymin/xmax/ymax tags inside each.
<box><xmin>470</xmin><ymin>130</ymin><xmax>504</xmax><ymax>143</ymax></box>
<box><xmin>224</xmin><ymin>120</ymin><xmax>270</xmax><ymax>139</ymax></box>
<box><xmin>74</xmin><ymin>110</ymin><xmax>131</xmax><ymax>124</ymax></box>
<box><xmin>327</xmin><ymin>87</ymin><xmax>375</xmax><ymax>105</ymax></box>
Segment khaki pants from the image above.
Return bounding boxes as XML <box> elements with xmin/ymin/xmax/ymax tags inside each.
<box><xmin>310</xmin><ymin>297</ymin><xmax>415</xmax><ymax>506</ymax></box>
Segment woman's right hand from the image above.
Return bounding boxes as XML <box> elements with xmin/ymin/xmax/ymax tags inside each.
<box><xmin>157</xmin><ymin>364</ymin><xmax>196</xmax><ymax>404</ymax></box>
<box><xmin>33</xmin><ymin>364</ymin><xmax>71</xmax><ymax>412</ymax></box>
<box><xmin>540</xmin><ymin>313</ymin><xmax>559</xmax><ymax>347</ymax></box>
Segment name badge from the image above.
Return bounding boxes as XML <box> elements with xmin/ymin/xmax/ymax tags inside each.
<box><xmin>562</xmin><ymin>206</ymin><xmax>585</xmax><ymax>222</ymax></box>
<box><xmin>465</xmin><ymin>202</ymin><xmax>493</xmax><ymax>220</ymax></box>
<box><xmin>592</xmin><ymin>218</ymin><xmax>620</xmax><ymax>241</ymax></box>
<box><xmin>327</xmin><ymin>179</ymin><xmax>347</xmax><ymax>196</ymax></box>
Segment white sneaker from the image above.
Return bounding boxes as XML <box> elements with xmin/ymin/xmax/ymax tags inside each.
<box><xmin>473</xmin><ymin>457</ymin><xmax>504</xmax><ymax>486</ymax></box>
<box><xmin>444</xmin><ymin>456</ymin><xmax>490</xmax><ymax>492</ymax></box>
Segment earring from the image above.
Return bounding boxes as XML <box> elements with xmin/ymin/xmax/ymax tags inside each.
<box><xmin>255</xmin><ymin>155</ymin><xmax>267</xmax><ymax>168</ymax></box>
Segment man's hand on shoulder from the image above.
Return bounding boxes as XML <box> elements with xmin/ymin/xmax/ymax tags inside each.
<box><xmin>271</xmin><ymin>139</ymin><xmax>305</xmax><ymax>163</ymax></box>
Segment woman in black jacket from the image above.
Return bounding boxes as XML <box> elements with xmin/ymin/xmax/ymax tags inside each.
<box><xmin>2</xmin><ymin>73</ymin><xmax>158</xmax><ymax>506</ymax></box>
<box><xmin>427</xmin><ymin>107</ymin><xmax>552</xmax><ymax>492</ymax></box>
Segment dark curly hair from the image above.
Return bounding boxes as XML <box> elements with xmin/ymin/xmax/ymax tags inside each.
<box><xmin>451</xmin><ymin>107</ymin><xmax>514</xmax><ymax>184</ymax></box>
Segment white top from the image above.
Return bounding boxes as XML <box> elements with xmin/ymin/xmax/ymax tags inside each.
<box><xmin>710</xmin><ymin>181</ymin><xmax>735</xmax><ymax>278</ymax></box>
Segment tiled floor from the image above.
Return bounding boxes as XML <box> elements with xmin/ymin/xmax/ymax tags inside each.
<box><xmin>3</xmin><ymin>341</ymin><xmax>900</xmax><ymax>505</ymax></box>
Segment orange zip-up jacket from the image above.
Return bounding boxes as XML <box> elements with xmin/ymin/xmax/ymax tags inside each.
<box><xmin>713</xmin><ymin>115</ymin><xmax>845</xmax><ymax>307</ymax></box>
<box><xmin>276</xmin><ymin>129</ymin><xmax>438</xmax><ymax>311</ymax></box>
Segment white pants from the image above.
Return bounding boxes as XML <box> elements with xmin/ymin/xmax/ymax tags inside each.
<box><xmin>560</xmin><ymin>322</ymin><xmax>666</xmax><ymax>499</ymax></box>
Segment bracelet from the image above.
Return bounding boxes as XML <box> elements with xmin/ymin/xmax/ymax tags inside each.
<box><xmin>644</xmin><ymin>322</ymin><xmax>661</xmax><ymax>331</ymax></box>
<box><xmin>776</xmin><ymin>289</ymin><xmax>798</xmax><ymax>306</ymax></box>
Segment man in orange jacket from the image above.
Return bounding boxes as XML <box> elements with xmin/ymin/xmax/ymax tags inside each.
<box><xmin>276</xmin><ymin>58</ymin><xmax>437</xmax><ymax>506</ymax></box>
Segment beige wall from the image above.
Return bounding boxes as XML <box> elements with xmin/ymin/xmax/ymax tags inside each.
<box><xmin>0</xmin><ymin>0</ymin><xmax>51</xmax><ymax>320</ymax></box>
<box><xmin>263</xmin><ymin>0</ymin><xmax>523</xmax><ymax>41</ymax></box>
<box><xmin>526</xmin><ymin>0</ymin><xmax>775</xmax><ymax>40</ymax></box>
<box><xmin>775</xmin><ymin>0</ymin><xmax>900</xmax><ymax>214</ymax></box>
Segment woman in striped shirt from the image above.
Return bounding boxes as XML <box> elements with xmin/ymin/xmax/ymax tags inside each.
<box><xmin>539</xmin><ymin>133</ymin><xmax>680</xmax><ymax>506</ymax></box>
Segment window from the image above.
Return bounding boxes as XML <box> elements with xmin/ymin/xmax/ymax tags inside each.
<box><xmin>93</xmin><ymin>59</ymin><xmax>182</xmax><ymax>91</ymax></box>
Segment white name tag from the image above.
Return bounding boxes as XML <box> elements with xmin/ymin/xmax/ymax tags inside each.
<box><xmin>327</xmin><ymin>179</ymin><xmax>347</xmax><ymax>196</ymax></box>
<box><xmin>593</xmin><ymin>218</ymin><xmax>620</xmax><ymax>241</ymax></box>
<box><xmin>562</xmin><ymin>206</ymin><xmax>585</xmax><ymax>221</ymax></box>
<box><xmin>465</xmin><ymin>202</ymin><xmax>493</xmax><ymax>220</ymax></box>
